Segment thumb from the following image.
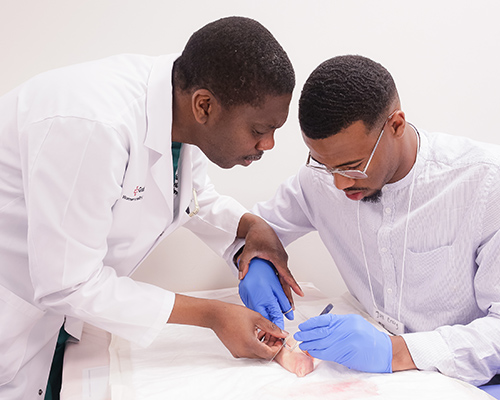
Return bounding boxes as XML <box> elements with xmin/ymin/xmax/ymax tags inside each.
<box><xmin>237</xmin><ymin>253</ymin><xmax>252</xmax><ymax>280</ymax></box>
<box><xmin>256</xmin><ymin>317</ymin><xmax>288</xmax><ymax>341</ymax></box>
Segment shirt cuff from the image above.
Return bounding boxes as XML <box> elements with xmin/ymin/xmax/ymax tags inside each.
<box><xmin>222</xmin><ymin>238</ymin><xmax>246</xmax><ymax>277</ymax></box>
<box><xmin>401</xmin><ymin>330</ymin><xmax>456</xmax><ymax>376</ymax></box>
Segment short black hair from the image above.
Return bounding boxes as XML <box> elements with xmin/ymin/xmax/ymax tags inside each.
<box><xmin>299</xmin><ymin>55</ymin><xmax>397</xmax><ymax>139</ymax></box>
<box><xmin>173</xmin><ymin>16</ymin><xmax>295</xmax><ymax>108</ymax></box>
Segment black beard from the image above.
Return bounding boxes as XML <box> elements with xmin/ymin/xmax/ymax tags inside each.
<box><xmin>361</xmin><ymin>189</ymin><xmax>382</xmax><ymax>203</ymax></box>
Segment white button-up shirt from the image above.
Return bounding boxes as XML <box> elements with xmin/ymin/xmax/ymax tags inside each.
<box><xmin>251</xmin><ymin>129</ymin><xmax>500</xmax><ymax>385</ymax></box>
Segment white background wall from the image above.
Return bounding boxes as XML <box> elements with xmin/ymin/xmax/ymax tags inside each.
<box><xmin>2</xmin><ymin>0</ymin><xmax>499</xmax><ymax>298</ymax></box>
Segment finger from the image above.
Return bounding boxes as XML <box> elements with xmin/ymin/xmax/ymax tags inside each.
<box><xmin>261</xmin><ymin>333</ymin><xmax>271</xmax><ymax>345</ymax></box>
<box><xmin>251</xmin><ymin>304</ymin><xmax>278</xmax><ymax>322</ymax></box>
<box><xmin>277</xmin><ymin>276</ymin><xmax>295</xmax><ymax>317</ymax></box>
<box><xmin>237</xmin><ymin>252</ymin><xmax>252</xmax><ymax>280</ymax></box>
<box><xmin>284</xmin><ymin>308</ymin><xmax>295</xmax><ymax>321</ymax></box>
<box><xmin>298</xmin><ymin>314</ymin><xmax>335</xmax><ymax>331</ymax></box>
<box><xmin>250</xmin><ymin>324</ymin><xmax>288</xmax><ymax>360</ymax></box>
<box><xmin>254</xmin><ymin>304</ymin><xmax>272</xmax><ymax>322</ymax></box>
<box><xmin>297</xmin><ymin>340</ymin><xmax>323</xmax><ymax>353</ymax></box>
<box><xmin>272</xmin><ymin>261</ymin><xmax>304</xmax><ymax>298</ymax></box>
<box><xmin>255</xmin><ymin>317</ymin><xmax>288</xmax><ymax>340</ymax></box>
<box><xmin>294</xmin><ymin>326</ymin><xmax>332</xmax><ymax>343</ymax></box>
<box><xmin>296</xmin><ymin>335</ymin><xmax>336</xmax><ymax>352</ymax></box>
<box><xmin>272</xmin><ymin>280</ymin><xmax>294</xmax><ymax>321</ymax></box>
<box><xmin>234</xmin><ymin>331</ymin><xmax>280</xmax><ymax>360</ymax></box>
<box><xmin>261</xmin><ymin>332</ymin><xmax>270</xmax><ymax>344</ymax></box>
<box><xmin>266</xmin><ymin>334</ymin><xmax>283</xmax><ymax>347</ymax></box>
<box><xmin>251</xmin><ymin>339</ymin><xmax>284</xmax><ymax>360</ymax></box>
<box><xmin>260</xmin><ymin>332</ymin><xmax>283</xmax><ymax>347</ymax></box>
<box><xmin>267</xmin><ymin>305</ymin><xmax>285</xmax><ymax>330</ymax></box>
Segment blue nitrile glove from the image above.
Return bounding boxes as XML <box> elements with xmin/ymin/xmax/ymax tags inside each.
<box><xmin>238</xmin><ymin>258</ymin><xmax>293</xmax><ymax>330</ymax></box>
<box><xmin>294</xmin><ymin>313</ymin><xmax>392</xmax><ymax>373</ymax></box>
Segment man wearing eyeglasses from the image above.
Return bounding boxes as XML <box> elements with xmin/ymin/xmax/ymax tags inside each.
<box><xmin>236</xmin><ymin>55</ymin><xmax>500</xmax><ymax>387</ymax></box>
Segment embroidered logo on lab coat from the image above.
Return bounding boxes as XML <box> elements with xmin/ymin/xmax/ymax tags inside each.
<box><xmin>122</xmin><ymin>186</ymin><xmax>145</xmax><ymax>201</ymax></box>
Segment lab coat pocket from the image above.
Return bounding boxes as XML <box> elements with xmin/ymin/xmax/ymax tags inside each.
<box><xmin>0</xmin><ymin>284</ymin><xmax>45</xmax><ymax>385</ymax></box>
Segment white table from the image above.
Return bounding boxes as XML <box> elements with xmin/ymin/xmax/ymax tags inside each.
<box><xmin>61</xmin><ymin>284</ymin><xmax>494</xmax><ymax>400</ymax></box>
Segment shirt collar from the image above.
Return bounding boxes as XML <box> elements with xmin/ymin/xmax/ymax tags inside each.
<box><xmin>383</xmin><ymin>125</ymin><xmax>428</xmax><ymax>194</ymax></box>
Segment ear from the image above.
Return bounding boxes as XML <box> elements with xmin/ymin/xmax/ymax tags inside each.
<box><xmin>391</xmin><ymin>110</ymin><xmax>406</xmax><ymax>138</ymax></box>
<box><xmin>191</xmin><ymin>89</ymin><xmax>219</xmax><ymax>125</ymax></box>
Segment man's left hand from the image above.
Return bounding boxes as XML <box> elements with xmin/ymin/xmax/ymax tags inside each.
<box><xmin>294</xmin><ymin>313</ymin><xmax>393</xmax><ymax>373</ymax></box>
<box><xmin>236</xmin><ymin>213</ymin><xmax>303</xmax><ymax>309</ymax></box>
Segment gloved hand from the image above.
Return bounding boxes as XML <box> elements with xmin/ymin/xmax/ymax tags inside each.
<box><xmin>294</xmin><ymin>313</ymin><xmax>392</xmax><ymax>373</ymax></box>
<box><xmin>238</xmin><ymin>258</ymin><xmax>293</xmax><ymax>330</ymax></box>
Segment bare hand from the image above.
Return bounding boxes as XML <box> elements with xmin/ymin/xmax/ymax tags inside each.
<box><xmin>209</xmin><ymin>300</ymin><xmax>288</xmax><ymax>359</ymax></box>
<box><xmin>168</xmin><ymin>294</ymin><xmax>288</xmax><ymax>360</ymax></box>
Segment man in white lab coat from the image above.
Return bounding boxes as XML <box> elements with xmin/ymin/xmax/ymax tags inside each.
<box><xmin>237</xmin><ymin>55</ymin><xmax>500</xmax><ymax>386</ymax></box>
<box><xmin>0</xmin><ymin>17</ymin><xmax>302</xmax><ymax>399</ymax></box>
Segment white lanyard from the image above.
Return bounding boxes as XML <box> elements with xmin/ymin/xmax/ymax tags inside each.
<box><xmin>357</xmin><ymin>125</ymin><xmax>420</xmax><ymax>335</ymax></box>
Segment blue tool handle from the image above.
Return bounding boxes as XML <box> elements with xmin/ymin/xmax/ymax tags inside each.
<box><xmin>320</xmin><ymin>303</ymin><xmax>333</xmax><ymax>315</ymax></box>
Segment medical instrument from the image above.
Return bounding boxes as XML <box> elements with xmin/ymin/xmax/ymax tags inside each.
<box><xmin>320</xmin><ymin>303</ymin><xmax>334</xmax><ymax>315</ymax></box>
<box><xmin>269</xmin><ymin>303</ymin><xmax>333</xmax><ymax>363</ymax></box>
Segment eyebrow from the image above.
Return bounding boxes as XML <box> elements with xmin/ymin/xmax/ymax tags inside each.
<box><xmin>335</xmin><ymin>158</ymin><xmax>364</xmax><ymax>168</ymax></box>
<box><xmin>257</xmin><ymin>123</ymin><xmax>279</xmax><ymax>130</ymax></box>
<box><xmin>312</xmin><ymin>154</ymin><xmax>364</xmax><ymax>169</ymax></box>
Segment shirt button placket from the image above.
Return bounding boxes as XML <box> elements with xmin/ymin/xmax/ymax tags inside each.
<box><xmin>380</xmin><ymin>198</ymin><xmax>397</xmax><ymax>313</ymax></box>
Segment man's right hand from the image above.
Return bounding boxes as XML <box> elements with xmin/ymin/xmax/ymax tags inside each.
<box><xmin>238</xmin><ymin>258</ymin><xmax>294</xmax><ymax>330</ymax></box>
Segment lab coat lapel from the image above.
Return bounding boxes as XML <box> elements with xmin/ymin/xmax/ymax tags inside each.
<box><xmin>143</xmin><ymin>54</ymin><xmax>179</xmax><ymax>219</ymax></box>
<box><xmin>149</xmin><ymin>151</ymin><xmax>173</xmax><ymax>220</ymax></box>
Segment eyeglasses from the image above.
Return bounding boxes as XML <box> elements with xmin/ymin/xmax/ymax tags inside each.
<box><xmin>305</xmin><ymin>110</ymin><xmax>398</xmax><ymax>180</ymax></box>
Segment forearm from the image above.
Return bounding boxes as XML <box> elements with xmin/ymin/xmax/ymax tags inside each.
<box><xmin>168</xmin><ymin>294</ymin><xmax>213</xmax><ymax>327</ymax></box>
<box><xmin>167</xmin><ymin>294</ymin><xmax>227</xmax><ymax>330</ymax></box>
<box><xmin>233</xmin><ymin>213</ymin><xmax>257</xmax><ymax>266</ymax></box>
<box><xmin>390</xmin><ymin>335</ymin><xmax>417</xmax><ymax>372</ymax></box>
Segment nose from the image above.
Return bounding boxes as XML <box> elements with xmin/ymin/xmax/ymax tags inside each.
<box><xmin>333</xmin><ymin>173</ymin><xmax>356</xmax><ymax>190</ymax></box>
<box><xmin>256</xmin><ymin>132</ymin><xmax>275</xmax><ymax>151</ymax></box>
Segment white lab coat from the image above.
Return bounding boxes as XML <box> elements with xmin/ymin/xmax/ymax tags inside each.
<box><xmin>0</xmin><ymin>54</ymin><xmax>247</xmax><ymax>398</ymax></box>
